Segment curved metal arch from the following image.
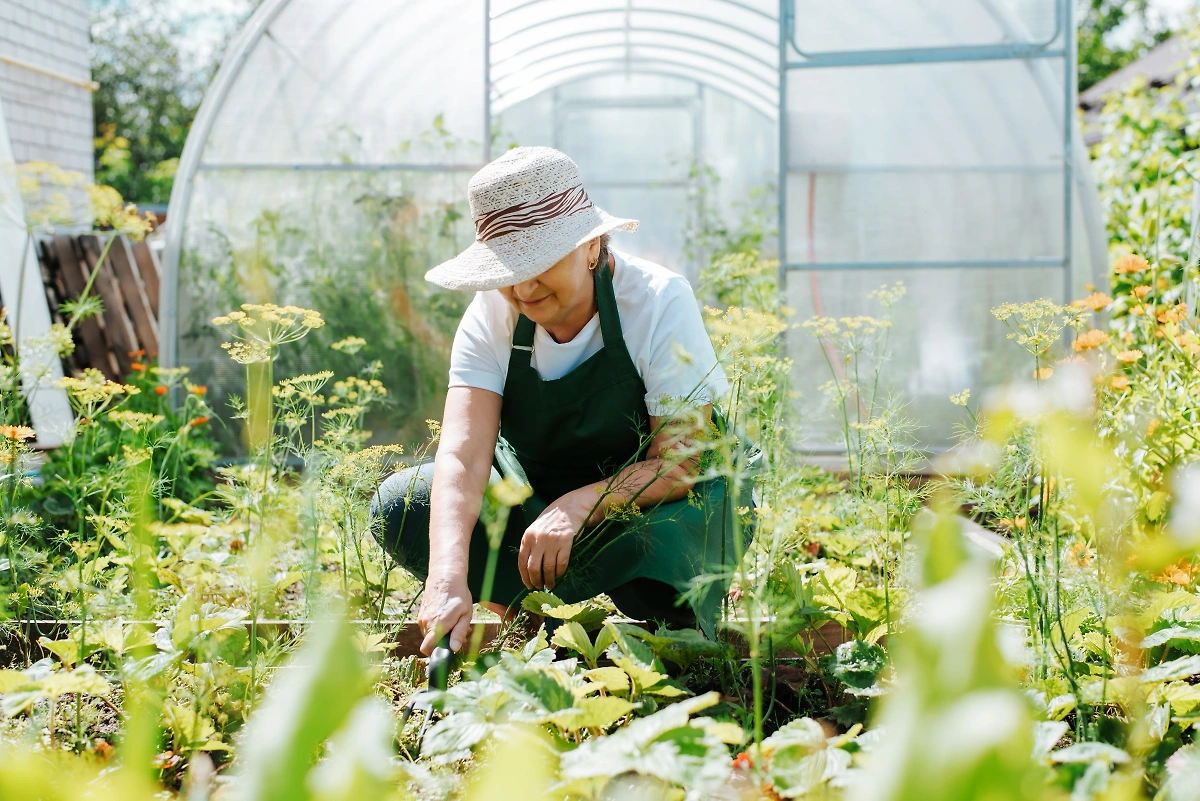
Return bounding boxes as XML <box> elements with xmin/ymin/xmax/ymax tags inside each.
<box><xmin>493</xmin><ymin>0</ymin><xmax>777</xmax><ymax>24</ymax></box>
<box><xmin>493</xmin><ymin>40</ymin><xmax>778</xmax><ymax>99</ymax></box>
<box><xmin>493</xmin><ymin>62</ymin><xmax>778</xmax><ymax>119</ymax></box>
<box><xmin>491</xmin><ymin>25</ymin><xmax>778</xmax><ymax>80</ymax></box>
<box><xmin>493</xmin><ymin>8</ymin><xmax>775</xmax><ymax>50</ymax></box>
<box><xmin>160</xmin><ymin>0</ymin><xmax>292</xmax><ymax>369</ymax></box>
<box><xmin>493</xmin><ymin>54</ymin><xmax>777</xmax><ymax>112</ymax></box>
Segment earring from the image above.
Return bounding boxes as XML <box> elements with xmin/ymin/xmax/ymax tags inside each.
<box><xmin>588</xmin><ymin>259</ymin><xmax>598</xmax><ymax>271</ymax></box>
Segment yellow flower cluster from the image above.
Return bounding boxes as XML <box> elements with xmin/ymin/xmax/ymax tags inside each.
<box><xmin>221</xmin><ymin>341</ymin><xmax>271</xmax><ymax>365</ymax></box>
<box><xmin>949</xmin><ymin>389</ymin><xmax>971</xmax><ymax>407</ymax></box>
<box><xmin>107</xmin><ymin>410</ymin><xmax>164</xmax><ymax>431</ymax></box>
<box><xmin>330</xmin><ymin>336</ymin><xmax>367</xmax><ymax>354</ymax></box>
<box><xmin>330</xmin><ymin>375</ymin><xmax>387</xmax><ymax>404</ymax></box>
<box><xmin>87</xmin><ymin>183</ymin><xmax>154</xmax><ymax>241</ymax></box>
<box><xmin>59</xmin><ymin>369</ymin><xmax>139</xmax><ymax>409</ymax></box>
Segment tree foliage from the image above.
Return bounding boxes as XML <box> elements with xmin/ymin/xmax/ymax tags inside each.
<box><xmin>1078</xmin><ymin>0</ymin><xmax>1175</xmax><ymax>92</ymax></box>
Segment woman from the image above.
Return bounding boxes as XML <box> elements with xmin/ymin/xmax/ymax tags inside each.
<box><xmin>373</xmin><ymin>146</ymin><xmax>749</xmax><ymax>655</ymax></box>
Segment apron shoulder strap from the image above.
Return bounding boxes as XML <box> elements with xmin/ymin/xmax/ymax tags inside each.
<box><xmin>511</xmin><ymin>314</ymin><xmax>535</xmax><ymax>361</ymax></box>
<box><xmin>594</xmin><ymin>261</ymin><xmax>626</xmax><ymax>352</ymax></box>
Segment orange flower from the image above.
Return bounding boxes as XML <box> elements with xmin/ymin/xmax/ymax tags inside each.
<box><xmin>1113</xmin><ymin>254</ymin><xmax>1150</xmax><ymax>274</ymax></box>
<box><xmin>127</xmin><ymin>349</ymin><xmax>146</xmax><ymax>359</ymax></box>
<box><xmin>1072</xmin><ymin>329</ymin><xmax>1109</xmax><ymax>351</ymax></box>
<box><xmin>1111</xmin><ymin>375</ymin><xmax>1130</xmax><ymax>390</ymax></box>
<box><xmin>1033</xmin><ymin>367</ymin><xmax>1054</xmax><ymax>380</ymax></box>
<box><xmin>130</xmin><ymin>362</ymin><xmax>147</xmax><ymax>372</ymax></box>
<box><xmin>189</xmin><ymin>384</ymin><xmax>207</xmax><ymax>396</ymax></box>
<box><xmin>1146</xmin><ymin>419</ymin><xmax>1161</xmax><ymax>437</ymax></box>
<box><xmin>732</xmin><ymin>752</ymin><xmax>753</xmax><ymax>770</ymax></box>
<box><xmin>1130</xmin><ymin>306</ymin><xmax>1147</xmax><ymax>316</ymax></box>
<box><xmin>0</xmin><ymin>425</ymin><xmax>35</xmax><ymax>441</ymax></box>
<box><xmin>1152</xmin><ymin>560</ymin><xmax>1194</xmax><ymax>587</ymax></box>
<box><xmin>154</xmin><ymin>385</ymin><xmax>168</xmax><ymax>396</ymax></box>
<box><xmin>1157</xmin><ymin>303</ymin><xmax>1188</xmax><ymax>324</ymax></box>
<box><xmin>1116</xmin><ymin>349</ymin><xmax>1143</xmax><ymax>363</ymax></box>
<box><xmin>1068</xmin><ymin>542</ymin><xmax>1093</xmax><ymax>567</ymax></box>
<box><xmin>1074</xmin><ymin>292</ymin><xmax>1112</xmax><ymax>312</ymax></box>
<box><xmin>191</xmin><ymin>416</ymin><xmax>209</xmax><ymax>426</ymax></box>
<box><xmin>1133</xmin><ymin>285</ymin><xmax>1152</xmax><ymax>299</ymax></box>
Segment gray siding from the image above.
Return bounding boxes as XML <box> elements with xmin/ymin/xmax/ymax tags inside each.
<box><xmin>0</xmin><ymin>0</ymin><xmax>93</xmax><ymax>177</ymax></box>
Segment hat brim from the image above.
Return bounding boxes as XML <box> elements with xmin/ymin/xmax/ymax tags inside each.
<box><xmin>425</xmin><ymin>206</ymin><xmax>639</xmax><ymax>292</ymax></box>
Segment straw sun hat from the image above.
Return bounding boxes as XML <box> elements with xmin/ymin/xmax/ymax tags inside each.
<box><xmin>424</xmin><ymin>146</ymin><xmax>639</xmax><ymax>292</ymax></box>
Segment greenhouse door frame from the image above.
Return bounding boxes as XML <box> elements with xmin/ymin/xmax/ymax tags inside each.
<box><xmin>773</xmin><ymin>0</ymin><xmax>1077</xmax><ymax>305</ymax></box>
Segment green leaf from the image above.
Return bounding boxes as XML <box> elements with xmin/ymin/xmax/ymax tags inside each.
<box><xmin>830</xmin><ymin>640</ymin><xmax>887</xmax><ymax>690</ymax></box>
<box><xmin>584</xmin><ymin>667</ymin><xmax>631</xmax><ymax>696</ymax></box>
<box><xmin>0</xmin><ymin>670</ymin><xmax>30</xmax><ymax>693</ymax></box>
<box><xmin>39</xmin><ymin>665</ymin><xmax>110</xmax><ymax>699</ymax></box>
<box><xmin>550</xmin><ymin>695</ymin><xmax>636</xmax><ymax>732</ymax></box>
<box><xmin>1147</xmin><ymin>490</ymin><xmax>1169</xmax><ymax>521</ymax></box>
<box><xmin>1141</xmin><ymin>625</ymin><xmax>1200</xmax><ymax>649</ymax></box>
<box><xmin>1050</xmin><ymin>742</ymin><xmax>1130</xmax><ymax>764</ymax></box>
<box><xmin>420</xmin><ymin>709</ymin><xmax>492</xmax><ymax>762</ymax></box>
<box><xmin>1142</xmin><ymin>655</ymin><xmax>1200</xmax><ymax>684</ymax></box>
<box><xmin>231</xmin><ymin>614</ymin><xmax>370</xmax><ymax>801</ymax></box>
<box><xmin>552</xmin><ymin>622</ymin><xmax>598</xmax><ymax>667</ymax></box>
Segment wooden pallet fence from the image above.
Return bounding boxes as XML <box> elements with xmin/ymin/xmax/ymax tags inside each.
<box><xmin>36</xmin><ymin>234</ymin><xmax>161</xmax><ymax>379</ymax></box>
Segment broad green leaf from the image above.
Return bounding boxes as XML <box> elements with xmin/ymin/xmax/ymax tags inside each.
<box><xmin>1142</xmin><ymin>655</ymin><xmax>1200</xmax><ymax>684</ymax></box>
<box><xmin>1147</xmin><ymin>490</ymin><xmax>1169</xmax><ymax>521</ymax></box>
<box><xmin>37</xmin><ymin>637</ymin><xmax>83</xmax><ymax>669</ymax></box>
<box><xmin>501</xmin><ymin>667</ymin><xmax>576</xmax><ymax>716</ymax></box>
<box><xmin>1158</xmin><ymin>743</ymin><xmax>1200</xmax><ymax>801</ymax></box>
<box><xmin>420</xmin><ymin>709</ymin><xmax>492</xmax><ymax>762</ymax></box>
<box><xmin>550</xmin><ymin>696</ymin><xmax>636</xmax><ymax>732</ymax></box>
<box><xmin>762</xmin><ymin>717</ymin><xmax>826</xmax><ymax>752</ymax></box>
<box><xmin>830</xmin><ymin>640</ymin><xmax>887</xmax><ymax>689</ymax></box>
<box><xmin>1046</xmin><ymin>693</ymin><xmax>1077</xmax><ymax>721</ymax></box>
<box><xmin>231</xmin><ymin>614</ymin><xmax>370</xmax><ymax>801</ymax></box>
<box><xmin>308</xmin><ymin>700</ymin><xmax>399</xmax><ymax>801</ymax></box>
<box><xmin>552</xmin><ymin>622</ymin><xmax>598</xmax><ymax>666</ymax></box>
<box><xmin>1142</xmin><ymin>625</ymin><xmax>1200</xmax><ymax>649</ymax></box>
<box><xmin>1032</xmin><ymin>721</ymin><xmax>1069</xmax><ymax>758</ymax></box>
<box><xmin>0</xmin><ymin>670</ymin><xmax>29</xmax><ymax>693</ymax></box>
<box><xmin>40</xmin><ymin>665</ymin><xmax>110</xmax><ymax>699</ymax></box>
<box><xmin>584</xmin><ymin>667</ymin><xmax>631</xmax><ymax>695</ymax></box>
<box><xmin>696</xmin><ymin>719</ymin><xmax>745</xmax><ymax>745</ymax></box>
<box><xmin>1050</xmin><ymin>742</ymin><xmax>1130</xmax><ymax>764</ymax></box>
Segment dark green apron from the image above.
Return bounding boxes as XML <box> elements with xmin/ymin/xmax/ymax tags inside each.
<box><xmin>486</xmin><ymin>261</ymin><xmax>751</xmax><ymax>636</ymax></box>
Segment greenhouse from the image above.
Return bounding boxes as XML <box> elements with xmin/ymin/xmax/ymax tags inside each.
<box><xmin>162</xmin><ymin>0</ymin><xmax>1106</xmax><ymax>451</ymax></box>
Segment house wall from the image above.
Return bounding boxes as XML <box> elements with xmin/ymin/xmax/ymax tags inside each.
<box><xmin>0</xmin><ymin>0</ymin><xmax>93</xmax><ymax>177</ymax></box>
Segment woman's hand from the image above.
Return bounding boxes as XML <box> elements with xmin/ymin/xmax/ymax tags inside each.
<box><xmin>518</xmin><ymin>489</ymin><xmax>595</xmax><ymax>591</ymax></box>
<box><xmin>417</xmin><ymin>573</ymin><xmax>474</xmax><ymax>654</ymax></box>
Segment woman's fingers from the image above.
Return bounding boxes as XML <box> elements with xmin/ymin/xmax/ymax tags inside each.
<box><xmin>526</xmin><ymin>540</ymin><xmax>545</xmax><ymax>589</ymax></box>
<box><xmin>554</xmin><ymin>540</ymin><xmax>571</xmax><ymax>581</ymax></box>
<box><xmin>449</xmin><ymin>611</ymin><xmax>472</xmax><ymax>653</ymax></box>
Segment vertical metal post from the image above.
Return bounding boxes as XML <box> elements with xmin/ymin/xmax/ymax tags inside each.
<box><xmin>1061</xmin><ymin>0</ymin><xmax>1074</xmax><ymax>302</ymax></box>
<box><xmin>777</xmin><ymin>0</ymin><xmax>790</xmax><ymax>305</ymax></box>
<box><xmin>483</xmin><ymin>0</ymin><xmax>492</xmax><ymax>162</ymax></box>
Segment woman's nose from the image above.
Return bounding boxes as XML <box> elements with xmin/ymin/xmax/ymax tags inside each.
<box><xmin>513</xmin><ymin>279</ymin><xmax>539</xmax><ymax>299</ymax></box>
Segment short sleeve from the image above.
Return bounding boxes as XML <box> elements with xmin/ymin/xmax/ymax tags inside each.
<box><xmin>448</xmin><ymin>292</ymin><xmax>508</xmax><ymax>395</ymax></box>
<box><xmin>641</xmin><ymin>277</ymin><xmax>729</xmax><ymax>416</ymax></box>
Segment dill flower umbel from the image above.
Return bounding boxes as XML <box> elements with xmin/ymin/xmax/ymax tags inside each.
<box><xmin>330</xmin><ymin>336</ymin><xmax>367</xmax><ymax>354</ymax></box>
<box><xmin>949</xmin><ymin>389</ymin><xmax>970</xmax><ymax>406</ymax></box>
<box><xmin>59</xmin><ymin>369</ymin><xmax>139</xmax><ymax>416</ymax></box>
<box><xmin>213</xmin><ymin>303</ymin><xmax>324</xmax><ymax>363</ymax></box>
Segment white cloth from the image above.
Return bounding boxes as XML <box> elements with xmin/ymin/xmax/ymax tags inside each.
<box><xmin>448</xmin><ymin>250</ymin><xmax>729</xmax><ymax>416</ymax></box>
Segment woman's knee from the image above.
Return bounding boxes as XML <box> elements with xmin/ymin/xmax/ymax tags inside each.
<box><xmin>371</xmin><ymin>463</ymin><xmax>434</xmax><ymax>559</ymax></box>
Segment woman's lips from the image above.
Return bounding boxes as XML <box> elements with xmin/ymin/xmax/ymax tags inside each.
<box><xmin>518</xmin><ymin>295</ymin><xmax>549</xmax><ymax>307</ymax></box>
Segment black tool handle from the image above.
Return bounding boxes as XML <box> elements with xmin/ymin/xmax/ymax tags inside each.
<box><xmin>428</xmin><ymin>634</ymin><xmax>452</xmax><ymax>691</ymax></box>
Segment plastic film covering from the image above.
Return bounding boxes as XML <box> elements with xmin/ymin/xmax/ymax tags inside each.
<box><xmin>165</xmin><ymin>0</ymin><xmax>1108</xmax><ymax>454</ymax></box>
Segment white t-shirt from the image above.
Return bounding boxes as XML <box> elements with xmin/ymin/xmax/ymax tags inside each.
<box><xmin>448</xmin><ymin>250</ymin><xmax>729</xmax><ymax>416</ymax></box>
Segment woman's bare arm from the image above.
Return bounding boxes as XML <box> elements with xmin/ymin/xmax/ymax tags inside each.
<box><xmin>516</xmin><ymin>405</ymin><xmax>711</xmax><ymax>590</ymax></box>
<box><xmin>418</xmin><ymin>386</ymin><xmax>501</xmax><ymax>653</ymax></box>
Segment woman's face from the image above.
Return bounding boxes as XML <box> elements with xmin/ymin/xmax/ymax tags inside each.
<box><xmin>499</xmin><ymin>239</ymin><xmax>601</xmax><ymax>329</ymax></box>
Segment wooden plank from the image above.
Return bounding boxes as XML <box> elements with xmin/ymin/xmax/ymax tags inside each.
<box><xmin>107</xmin><ymin>236</ymin><xmax>159</xmax><ymax>356</ymax></box>
<box><xmin>131</xmin><ymin>240</ymin><xmax>160</xmax><ymax>318</ymax></box>
<box><xmin>50</xmin><ymin>235</ymin><xmax>116</xmax><ymax>379</ymax></box>
<box><xmin>79</xmin><ymin>235</ymin><xmax>137</xmax><ymax>376</ymax></box>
